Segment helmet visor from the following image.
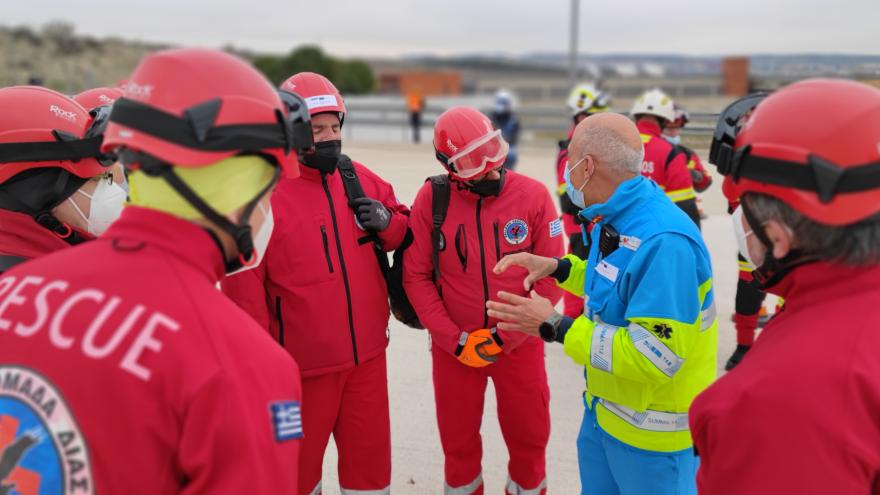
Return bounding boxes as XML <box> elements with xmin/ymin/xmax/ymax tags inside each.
<box><xmin>448</xmin><ymin>130</ymin><xmax>509</xmax><ymax>179</ymax></box>
<box><xmin>710</xmin><ymin>92</ymin><xmax>768</xmax><ymax>173</ymax></box>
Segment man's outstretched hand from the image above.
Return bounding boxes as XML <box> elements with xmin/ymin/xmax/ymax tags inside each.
<box><xmin>493</xmin><ymin>253</ymin><xmax>558</xmax><ymax>291</ymax></box>
<box><xmin>486</xmin><ymin>290</ymin><xmax>555</xmax><ymax>337</ymax></box>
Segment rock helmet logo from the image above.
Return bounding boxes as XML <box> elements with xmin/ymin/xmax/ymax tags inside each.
<box><xmin>0</xmin><ymin>366</ymin><xmax>94</xmax><ymax>494</ymax></box>
<box><xmin>503</xmin><ymin>219</ymin><xmax>529</xmax><ymax>245</ymax></box>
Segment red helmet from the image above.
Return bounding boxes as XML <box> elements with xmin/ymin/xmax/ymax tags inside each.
<box><xmin>711</xmin><ymin>79</ymin><xmax>880</xmax><ymax>226</ymax></box>
<box><xmin>103</xmin><ymin>48</ymin><xmax>309</xmax><ymax>178</ymax></box>
<box><xmin>281</xmin><ymin>72</ymin><xmax>345</xmax><ymax>125</ymax></box>
<box><xmin>73</xmin><ymin>87</ymin><xmax>123</xmax><ymax>111</ymax></box>
<box><xmin>0</xmin><ymin>86</ymin><xmax>106</xmax><ymax>184</ymax></box>
<box><xmin>434</xmin><ymin>106</ymin><xmax>508</xmax><ymax>180</ymax></box>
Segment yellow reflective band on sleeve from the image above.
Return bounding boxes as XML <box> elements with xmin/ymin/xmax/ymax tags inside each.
<box><xmin>687</xmin><ymin>158</ymin><xmax>697</xmax><ymax>170</ymax></box>
<box><xmin>666</xmin><ymin>187</ymin><xmax>696</xmax><ymax>202</ymax></box>
<box><xmin>628</xmin><ymin>323</ymin><xmax>684</xmax><ymax>377</ymax></box>
<box><xmin>557</xmin><ymin>182</ymin><xmax>567</xmax><ymax>196</ymax></box>
<box><xmin>563</xmin><ymin>316</ymin><xmax>594</xmax><ymax>366</ymax></box>
<box><xmin>590</xmin><ymin>322</ymin><xmax>617</xmax><ymax>373</ymax></box>
<box><xmin>557</xmin><ymin>253</ymin><xmax>587</xmax><ymax>297</ymax></box>
<box><xmin>640</xmin><ymin>134</ymin><xmax>652</xmax><ymax>144</ymax></box>
<box><xmin>738</xmin><ymin>259</ymin><xmax>755</xmax><ymax>272</ymax></box>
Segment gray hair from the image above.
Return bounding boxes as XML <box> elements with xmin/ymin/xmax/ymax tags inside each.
<box><xmin>746</xmin><ymin>193</ymin><xmax>880</xmax><ymax>266</ymax></box>
<box><xmin>580</xmin><ymin>126</ymin><xmax>644</xmax><ymax>175</ymax></box>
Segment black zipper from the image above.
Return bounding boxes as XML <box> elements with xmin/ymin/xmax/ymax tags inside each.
<box><xmin>454</xmin><ymin>224</ymin><xmax>468</xmax><ymax>272</ymax></box>
<box><xmin>475</xmin><ymin>198</ymin><xmax>490</xmax><ymax>328</ymax></box>
<box><xmin>275</xmin><ymin>296</ymin><xmax>285</xmax><ymax>346</ymax></box>
<box><xmin>492</xmin><ymin>221</ymin><xmax>501</xmax><ymax>262</ymax></box>
<box><xmin>320</xmin><ymin>225</ymin><xmax>334</xmax><ymax>273</ymax></box>
<box><xmin>321</xmin><ymin>174</ymin><xmax>359</xmax><ymax>365</ymax></box>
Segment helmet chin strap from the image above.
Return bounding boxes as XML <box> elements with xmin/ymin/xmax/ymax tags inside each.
<box><xmin>741</xmin><ymin>198</ymin><xmax>818</xmax><ymax>289</ymax></box>
<box><xmin>125</xmin><ymin>149</ymin><xmax>280</xmax><ymax>274</ymax></box>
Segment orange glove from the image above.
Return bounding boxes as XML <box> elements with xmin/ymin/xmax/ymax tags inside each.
<box><xmin>454</xmin><ymin>328</ymin><xmax>504</xmax><ymax>368</ymax></box>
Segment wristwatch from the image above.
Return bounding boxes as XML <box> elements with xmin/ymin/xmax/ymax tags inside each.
<box><xmin>539</xmin><ymin>312</ymin><xmax>565</xmax><ymax>343</ymax></box>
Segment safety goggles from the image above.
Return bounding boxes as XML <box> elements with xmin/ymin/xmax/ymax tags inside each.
<box><xmin>710</xmin><ymin>91</ymin><xmax>880</xmax><ymax>204</ymax></box>
<box><xmin>437</xmin><ymin>130</ymin><xmax>509</xmax><ymax>179</ymax></box>
<box><xmin>709</xmin><ymin>92</ymin><xmax>767</xmax><ymax>175</ymax></box>
<box><xmin>109</xmin><ymin>91</ymin><xmax>314</xmax><ymax>162</ymax></box>
<box><xmin>85</xmin><ymin>105</ymin><xmax>119</xmax><ymax>167</ymax></box>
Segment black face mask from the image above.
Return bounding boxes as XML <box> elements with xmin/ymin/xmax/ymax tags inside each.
<box><xmin>466</xmin><ymin>168</ymin><xmax>506</xmax><ymax>197</ymax></box>
<box><xmin>302</xmin><ymin>140</ymin><xmax>342</xmax><ymax>174</ymax></box>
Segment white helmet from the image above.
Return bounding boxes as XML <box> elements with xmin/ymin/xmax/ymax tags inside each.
<box><xmin>630</xmin><ymin>88</ymin><xmax>675</xmax><ymax>122</ymax></box>
<box><xmin>567</xmin><ymin>83</ymin><xmax>611</xmax><ymax>118</ymax></box>
<box><xmin>493</xmin><ymin>89</ymin><xmax>515</xmax><ymax>113</ymax></box>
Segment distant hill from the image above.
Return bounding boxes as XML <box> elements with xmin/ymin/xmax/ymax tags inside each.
<box><xmin>0</xmin><ymin>23</ymin><xmax>168</xmax><ymax>94</ymax></box>
<box><xmin>397</xmin><ymin>51</ymin><xmax>880</xmax><ymax>78</ymax></box>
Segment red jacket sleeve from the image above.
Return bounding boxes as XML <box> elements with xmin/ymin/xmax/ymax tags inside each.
<box><xmin>402</xmin><ymin>183</ymin><xmax>460</xmax><ymax>353</ymax></box>
<box><xmin>220</xmin><ymin>260</ymin><xmax>271</xmax><ymax>331</ymax></box>
<box><xmin>663</xmin><ymin>151</ymin><xmax>695</xmax><ymax>197</ymax></box>
<box><xmin>357</xmin><ymin>163</ymin><xmax>411</xmax><ymax>251</ymax></box>
<box><xmin>689</xmin><ymin>152</ymin><xmax>713</xmax><ymax>192</ymax></box>
<box><xmin>178</xmin><ymin>369</ymin><xmax>300</xmax><ymax>494</ymax></box>
<box><xmin>530</xmin><ymin>186</ymin><xmax>565</xmax><ymax>304</ymax></box>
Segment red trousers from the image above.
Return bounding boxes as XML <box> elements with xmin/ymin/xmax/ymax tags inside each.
<box><xmin>432</xmin><ymin>337</ymin><xmax>550</xmax><ymax>495</ymax></box>
<box><xmin>298</xmin><ymin>353</ymin><xmax>391</xmax><ymax>495</ymax></box>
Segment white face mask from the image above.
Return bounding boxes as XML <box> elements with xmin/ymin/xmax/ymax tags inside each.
<box><xmin>68</xmin><ymin>179</ymin><xmax>127</xmax><ymax>236</ymax></box>
<box><xmin>732</xmin><ymin>205</ymin><xmax>761</xmax><ymax>267</ymax></box>
<box><xmin>228</xmin><ymin>202</ymin><xmax>274</xmax><ymax>276</ymax></box>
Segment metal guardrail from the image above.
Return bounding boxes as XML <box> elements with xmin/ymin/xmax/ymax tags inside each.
<box><xmin>342</xmin><ymin>101</ymin><xmax>719</xmax><ymax>139</ymax></box>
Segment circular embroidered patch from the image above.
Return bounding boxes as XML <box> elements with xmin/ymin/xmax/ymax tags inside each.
<box><xmin>503</xmin><ymin>219</ymin><xmax>529</xmax><ymax>245</ymax></box>
<box><xmin>0</xmin><ymin>365</ymin><xmax>94</xmax><ymax>494</ymax></box>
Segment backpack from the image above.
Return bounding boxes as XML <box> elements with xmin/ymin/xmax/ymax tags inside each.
<box><xmin>336</xmin><ymin>156</ymin><xmax>450</xmax><ymax>329</ymax></box>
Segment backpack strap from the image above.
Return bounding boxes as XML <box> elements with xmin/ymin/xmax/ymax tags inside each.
<box><xmin>429</xmin><ymin>174</ymin><xmax>451</xmax><ymax>279</ymax></box>
<box><xmin>0</xmin><ymin>255</ymin><xmax>26</xmax><ymax>273</ymax></box>
<box><xmin>664</xmin><ymin>145</ymin><xmax>685</xmax><ymax>171</ymax></box>
<box><xmin>337</xmin><ymin>155</ymin><xmax>385</xmax><ymax>247</ymax></box>
<box><xmin>336</xmin><ymin>156</ymin><xmax>393</xmax><ymax>282</ymax></box>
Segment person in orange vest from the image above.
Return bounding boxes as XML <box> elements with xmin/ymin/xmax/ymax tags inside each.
<box><xmin>407</xmin><ymin>88</ymin><xmax>426</xmax><ymax>143</ymax></box>
<box><xmin>631</xmin><ymin>89</ymin><xmax>699</xmax><ymax>228</ymax></box>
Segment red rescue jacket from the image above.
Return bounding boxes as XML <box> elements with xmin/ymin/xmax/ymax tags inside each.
<box><xmin>0</xmin><ymin>206</ymin><xmax>302</xmax><ymax>494</ymax></box>
<box><xmin>555</xmin><ymin>126</ymin><xmax>581</xmax><ymax>237</ymax></box>
<box><xmin>691</xmin><ymin>262</ymin><xmax>880</xmax><ymax>493</ymax></box>
<box><xmin>637</xmin><ymin>120</ymin><xmax>695</xmax><ymax>204</ymax></box>
<box><xmin>403</xmin><ymin>171</ymin><xmax>564</xmax><ymax>354</ymax></box>
<box><xmin>222</xmin><ymin>161</ymin><xmax>409</xmax><ymax>378</ymax></box>
<box><xmin>0</xmin><ymin>209</ymin><xmax>75</xmax><ymax>260</ymax></box>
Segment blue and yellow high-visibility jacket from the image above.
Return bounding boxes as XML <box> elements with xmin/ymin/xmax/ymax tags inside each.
<box><xmin>557</xmin><ymin>175</ymin><xmax>717</xmax><ymax>452</ymax></box>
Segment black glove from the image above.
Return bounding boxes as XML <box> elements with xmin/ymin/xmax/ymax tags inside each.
<box><xmin>352</xmin><ymin>197</ymin><xmax>391</xmax><ymax>232</ymax></box>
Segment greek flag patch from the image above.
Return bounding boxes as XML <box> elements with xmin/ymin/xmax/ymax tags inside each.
<box><xmin>549</xmin><ymin>219</ymin><xmax>563</xmax><ymax>238</ymax></box>
<box><xmin>270</xmin><ymin>401</ymin><xmax>303</xmax><ymax>442</ymax></box>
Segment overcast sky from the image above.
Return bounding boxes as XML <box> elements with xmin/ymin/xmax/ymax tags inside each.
<box><xmin>4</xmin><ymin>0</ymin><xmax>878</xmax><ymax>58</ymax></box>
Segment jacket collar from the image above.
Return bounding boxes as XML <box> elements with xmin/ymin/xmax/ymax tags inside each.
<box><xmin>0</xmin><ymin>209</ymin><xmax>72</xmax><ymax>258</ymax></box>
<box><xmin>636</xmin><ymin>119</ymin><xmax>663</xmax><ymax>138</ymax></box>
<box><xmin>101</xmin><ymin>206</ymin><xmax>226</xmax><ymax>282</ymax></box>
<box><xmin>580</xmin><ymin>175</ymin><xmax>653</xmax><ymax>224</ymax></box>
<box><xmin>769</xmin><ymin>261</ymin><xmax>880</xmax><ymax>308</ymax></box>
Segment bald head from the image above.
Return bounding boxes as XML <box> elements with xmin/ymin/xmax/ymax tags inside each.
<box><xmin>570</xmin><ymin>112</ymin><xmax>644</xmax><ymax>176</ymax></box>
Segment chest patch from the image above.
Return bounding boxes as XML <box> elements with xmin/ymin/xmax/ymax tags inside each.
<box><xmin>503</xmin><ymin>219</ymin><xmax>529</xmax><ymax>245</ymax></box>
<box><xmin>596</xmin><ymin>260</ymin><xmax>620</xmax><ymax>282</ymax></box>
